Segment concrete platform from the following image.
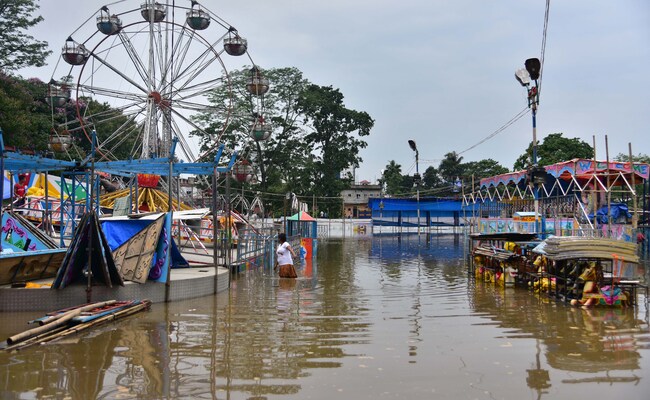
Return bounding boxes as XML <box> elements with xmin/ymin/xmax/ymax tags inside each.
<box><xmin>0</xmin><ymin>250</ymin><xmax>231</xmax><ymax>312</ymax></box>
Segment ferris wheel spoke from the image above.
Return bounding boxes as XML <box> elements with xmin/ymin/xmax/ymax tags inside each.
<box><xmin>75</xmin><ymin>95</ymin><xmax>147</xmax><ymax>127</ymax></box>
<box><xmin>170</xmin><ymin>77</ymin><xmax>225</xmax><ymax>101</ymax></box>
<box><xmin>165</xmin><ymin>113</ymin><xmax>197</xmax><ymax>161</ymax></box>
<box><xmin>152</xmin><ymin>27</ymin><xmax>167</xmax><ymax>89</ymax></box>
<box><xmin>88</xmin><ymin>52</ymin><xmax>149</xmax><ymax>94</ymax></box>
<box><xmin>168</xmin><ymin>106</ymin><xmax>222</xmax><ymax>144</ymax></box>
<box><xmin>161</xmin><ymin>26</ymin><xmax>193</xmax><ymax>92</ymax></box>
<box><xmin>76</xmin><ymin>83</ymin><xmax>148</xmax><ymax>104</ymax></box>
<box><xmin>97</xmin><ymin>120</ymin><xmax>143</xmax><ymax>161</ymax></box>
<box><xmin>95</xmin><ymin>108</ymin><xmax>143</xmax><ymax>146</ymax></box>
<box><xmin>171</xmin><ymin>98</ymin><xmax>220</xmax><ymax>113</ymax></box>
<box><xmin>117</xmin><ymin>31</ymin><xmax>153</xmax><ymax>89</ymax></box>
<box><xmin>170</xmin><ymin>43</ymin><xmax>222</xmax><ymax>95</ymax></box>
<box><xmin>92</xmin><ymin>109</ymin><xmax>144</xmax><ymax>153</ymax></box>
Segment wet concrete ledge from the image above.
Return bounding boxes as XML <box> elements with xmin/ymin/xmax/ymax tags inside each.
<box><xmin>0</xmin><ymin>264</ymin><xmax>230</xmax><ymax>312</ymax></box>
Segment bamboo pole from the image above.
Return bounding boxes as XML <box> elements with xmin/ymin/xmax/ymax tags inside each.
<box><xmin>5</xmin><ymin>301</ymin><xmax>151</xmax><ymax>351</ymax></box>
<box><xmin>4</xmin><ymin>325</ymin><xmax>70</xmax><ymax>351</ymax></box>
<box><xmin>38</xmin><ymin>299</ymin><xmax>117</xmax><ymax>326</ymax></box>
<box><xmin>605</xmin><ymin>135</ymin><xmax>612</xmax><ymax>237</ymax></box>
<box><xmin>629</xmin><ymin>143</ymin><xmax>638</xmax><ymax>229</ymax></box>
<box><xmin>592</xmin><ymin>135</ymin><xmax>598</xmax><ymax>233</ymax></box>
<box><xmin>47</xmin><ymin>301</ymin><xmax>151</xmax><ymax>345</ymax></box>
<box><xmin>7</xmin><ymin>300</ymin><xmax>117</xmax><ymax>345</ymax></box>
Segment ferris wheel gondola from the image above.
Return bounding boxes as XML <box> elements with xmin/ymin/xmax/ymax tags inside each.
<box><xmin>49</xmin><ymin>0</ymin><xmax>268</xmax><ymax>163</ymax></box>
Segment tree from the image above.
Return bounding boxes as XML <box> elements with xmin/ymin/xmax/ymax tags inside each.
<box><xmin>463</xmin><ymin>159</ymin><xmax>509</xmax><ymax>181</ymax></box>
<box><xmin>0</xmin><ymin>73</ymin><xmax>50</xmax><ymax>150</ymax></box>
<box><xmin>614</xmin><ymin>153</ymin><xmax>650</xmax><ymax>164</ymax></box>
<box><xmin>0</xmin><ymin>0</ymin><xmax>51</xmax><ymax>72</ymax></box>
<box><xmin>192</xmin><ymin>68</ymin><xmax>374</xmax><ymax>217</ymax></box>
<box><xmin>422</xmin><ymin>165</ymin><xmax>440</xmax><ymax>190</ymax></box>
<box><xmin>513</xmin><ymin>133</ymin><xmax>593</xmax><ymax>170</ymax></box>
<box><xmin>297</xmin><ymin>84</ymin><xmax>374</xmax><ymax>199</ymax></box>
<box><xmin>438</xmin><ymin>152</ymin><xmax>464</xmax><ymax>185</ymax></box>
<box><xmin>191</xmin><ymin>67</ymin><xmax>311</xmax><ymax>195</ymax></box>
<box><xmin>382</xmin><ymin>160</ymin><xmax>404</xmax><ymax>195</ymax></box>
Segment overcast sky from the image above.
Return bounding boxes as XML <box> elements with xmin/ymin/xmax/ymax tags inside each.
<box><xmin>18</xmin><ymin>0</ymin><xmax>650</xmax><ymax>183</ymax></box>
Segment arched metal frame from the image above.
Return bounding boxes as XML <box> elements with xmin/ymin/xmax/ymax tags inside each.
<box><xmin>51</xmin><ymin>1</ymin><xmax>259</xmax><ymax>163</ymax></box>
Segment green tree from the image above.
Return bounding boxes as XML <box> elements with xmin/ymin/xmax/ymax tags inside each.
<box><xmin>0</xmin><ymin>73</ymin><xmax>50</xmax><ymax>150</ymax></box>
<box><xmin>422</xmin><ymin>165</ymin><xmax>440</xmax><ymax>190</ymax></box>
<box><xmin>614</xmin><ymin>153</ymin><xmax>650</xmax><ymax>164</ymax></box>
<box><xmin>192</xmin><ymin>67</ymin><xmax>310</xmax><ymax>196</ymax></box>
<box><xmin>0</xmin><ymin>0</ymin><xmax>51</xmax><ymax>72</ymax></box>
<box><xmin>462</xmin><ymin>159</ymin><xmax>509</xmax><ymax>181</ymax></box>
<box><xmin>382</xmin><ymin>160</ymin><xmax>404</xmax><ymax>195</ymax></box>
<box><xmin>438</xmin><ymin>152</ymin><xmax>464</xmax><ymax>184</ymax></box>
<box><xmin>513</xmin><ymin>133</ymin><xmax>593</xmax><ymax>170</ymax></box>
<box><xmin>192</xmin><ymin>68</ymin><xmax>374</xmax><ymax>217</ymax></box>
<box><xmin>297</xmin><ymin>84</ymin><xmax>374</xmax><ymax>199</ymax></box>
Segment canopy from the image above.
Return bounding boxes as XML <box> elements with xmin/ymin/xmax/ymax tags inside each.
<box><xmin>26</xmin><ymin>173</ymin><xmax>88</xmax><ymax>200</ymax></box>
<box><xmin>480</xmin><ymin>158</ymin><xmax>650</xmax><ymax>189</ymax></box>
<box><xmin>287</xmin><ymin>211</ymin><xmax>316</xmax><ymax>221</ymax></box>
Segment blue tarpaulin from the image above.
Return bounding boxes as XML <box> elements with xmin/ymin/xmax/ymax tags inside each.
<box><xmin>590</xmin><ymin>203</ymin><xmax>632</xmax><ymax>224</ymax></box>
<box><xmin>101</xmin><ymin>217</ymin><xmax>188</xmax><ymax>271</ymax></box>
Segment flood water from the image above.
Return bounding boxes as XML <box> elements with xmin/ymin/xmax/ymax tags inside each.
<box><xmin>1</xmin><ymin>235</ymin><xmax>649</xmax><ymax>399</ymax></box>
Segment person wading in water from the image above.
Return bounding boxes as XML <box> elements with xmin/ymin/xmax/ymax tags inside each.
<box><xmin>276</xmin><ymin>233</ymin><xmax>297</xmax><ymax>278</ymax></box>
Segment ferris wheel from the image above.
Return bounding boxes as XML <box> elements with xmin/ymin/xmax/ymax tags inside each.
<box><xmin>46</xmin><ymin>0</ymin><xmax>269</xmax><ymax>162</ymax></box>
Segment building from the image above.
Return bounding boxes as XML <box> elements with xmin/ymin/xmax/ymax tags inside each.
<box><xmin>341</xmin><ymin>180</ymin><xmax>381</xmax><ymax>218</ymax></box>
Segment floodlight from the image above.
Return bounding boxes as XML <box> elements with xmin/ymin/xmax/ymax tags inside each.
<box><xmin>515</xmin><ymin>68</ymin><xmax>531</xmax><ymax>86</ymax></box>
<box><xmin>525</xmin><ymin>58</ymin><xmax>541</xmax><ymax>80</ymax></box>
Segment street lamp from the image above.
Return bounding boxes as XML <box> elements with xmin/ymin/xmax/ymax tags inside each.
<box><xmin>515</xmin><ymin>57</ymin><xmax>543</xmax><ymax>234</ymax></box>
<box><xmin>408</xmin><ymin>140</ymin><xmax>421</xmax><ymax>235</ymax></box>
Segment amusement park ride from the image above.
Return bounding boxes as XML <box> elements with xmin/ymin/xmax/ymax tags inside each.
<box><xmin>40</xmin><ymin>0</ymin><xmax>271</xmax><ymax>216</ymax></box>
<box><xmin>1</xmin><ymin>1</ymin><xmax>275</xmax><ymax>296</ymax></box>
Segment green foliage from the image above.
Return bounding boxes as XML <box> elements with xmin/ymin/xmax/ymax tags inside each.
<box><xmin>297</xmin><ymin>84</ymin><xmax>374</xmax><ymax>201</ymax></box>
<box><xmin>381</xmin><ymin>156</ymin><xmax>509</xmax><ymax>197</ymax></box>
<box><xmin>513</xmin><ymin>133</ymin><xmax>593</xmax><ymax>170</ymax></box>
<box><xmin>0</xmin><ymin>0</ymin><xmax>51</xmax><ymax>72</ymax></box>
<box><xmin>191</xmin><ymin>67</ymin><xmax>374</xmax><ymax>217</ymax></box>
<box><xmin>463</xmin><ymin>159</ymin><xmax>509</xmax><ymax>180</ymax></box>
<box><xmin>422</xmin><ymin>165</ymin><xmax>440</xmax><ymax>189</ymax></box>
<box><xmin>0</xmin><ymin>73</ymin><xmax>50</xmax><ymax>150</ymax></box>
<box><xmin>438</xmin><ymin>152</ymin><xmax>464</xmax><ymax>184</ymax></box>
<box><xmin>613</xmin><ymin>153</ymin><xmax>650</xmax><ymax>164</ymax></box>
<box><xmin>382</xmin><ymin>160</ymin><xmax>406</xmax><ymax>195</ymax></box>
<box><xmin>191</xmin><ymin>67</ymin><xmax>311</xmax><ymax>203</ymax></box>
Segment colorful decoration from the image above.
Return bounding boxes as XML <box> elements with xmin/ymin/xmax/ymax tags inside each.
<box><xmin>137</xmin><ymin>173</ymin><xmax>161</xmax><ymax>188</ymax></box>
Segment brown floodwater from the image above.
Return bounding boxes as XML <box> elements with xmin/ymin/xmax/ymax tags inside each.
<box><xmin>1</xmin><ymin>235</ymin><xmax>649</xmax><ymax>399</ymax></box>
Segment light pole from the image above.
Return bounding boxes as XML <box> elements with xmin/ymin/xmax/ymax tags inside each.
<box><xmin>515</xmin><ymin>58</ymin><xmax>543</xmax><ymax>234</ymax></box>
<box><xmin>408</xmin><ymin>140</ymin><xmax>421</xmax><ymax>235</ymax></box>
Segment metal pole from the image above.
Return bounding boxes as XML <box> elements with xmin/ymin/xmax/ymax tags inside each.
<box><xmin>86</xmin><ymin>130</ymin><xmax>97</xmax><ymax>303</ymax></box>
<box><xmin>416</xmin><ymin>149</ymin><xmax>420</xmax><ymax>236</ymax></box>
<box><xmin>225</xmin><ymin>174</ymin><xmax>231</xmax><ymax>272</ymax></box>
<box><xmin>0</xmin><ymin>131</ymin><xmax>4</xmax><ymax>253</ymax></box>
<box><xmin>44</xmin><ymin>170</ymin><xmax>50</xmax><ymax>235</ymax></box>
<box><xmin>212</xmin><ymin>169</ymin><xmax>219</xmax><ymax>293</ymax></box>
<box><xmin>342</xmin><ymin>196</ymin><xmax>345</xmax><ymax>238</ymax></box>
<box><xmin>165</xmin><ymin>137</ymin><xmax>174</xmax><ymax>302</ymax></box>
<box><xmin>532</xmin><ymin>104</ymin><xmax>539</xmax><ymax>234</ymax></box>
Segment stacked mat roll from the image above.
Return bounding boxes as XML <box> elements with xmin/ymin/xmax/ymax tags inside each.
<box><xmin>542</xmin><ymin>236</ymin><xmax>639</xmax><ymax>263</ymax></box>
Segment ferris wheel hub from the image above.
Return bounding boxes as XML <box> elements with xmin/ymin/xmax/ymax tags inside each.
<box><xmin>148</xmin><ymin>91</ymin><xmax>171</xmax><ymax>109</ymax></box>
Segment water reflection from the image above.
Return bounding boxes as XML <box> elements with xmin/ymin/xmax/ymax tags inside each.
<box><xmin>472</xmin><ymin>282</ymin><xmax>649</xmax><ymax>395</ymax></box>
<box><xmin>0</xmin><ymin>236</ymin><xmax>648</xmax><ymax>399</ymax></box>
